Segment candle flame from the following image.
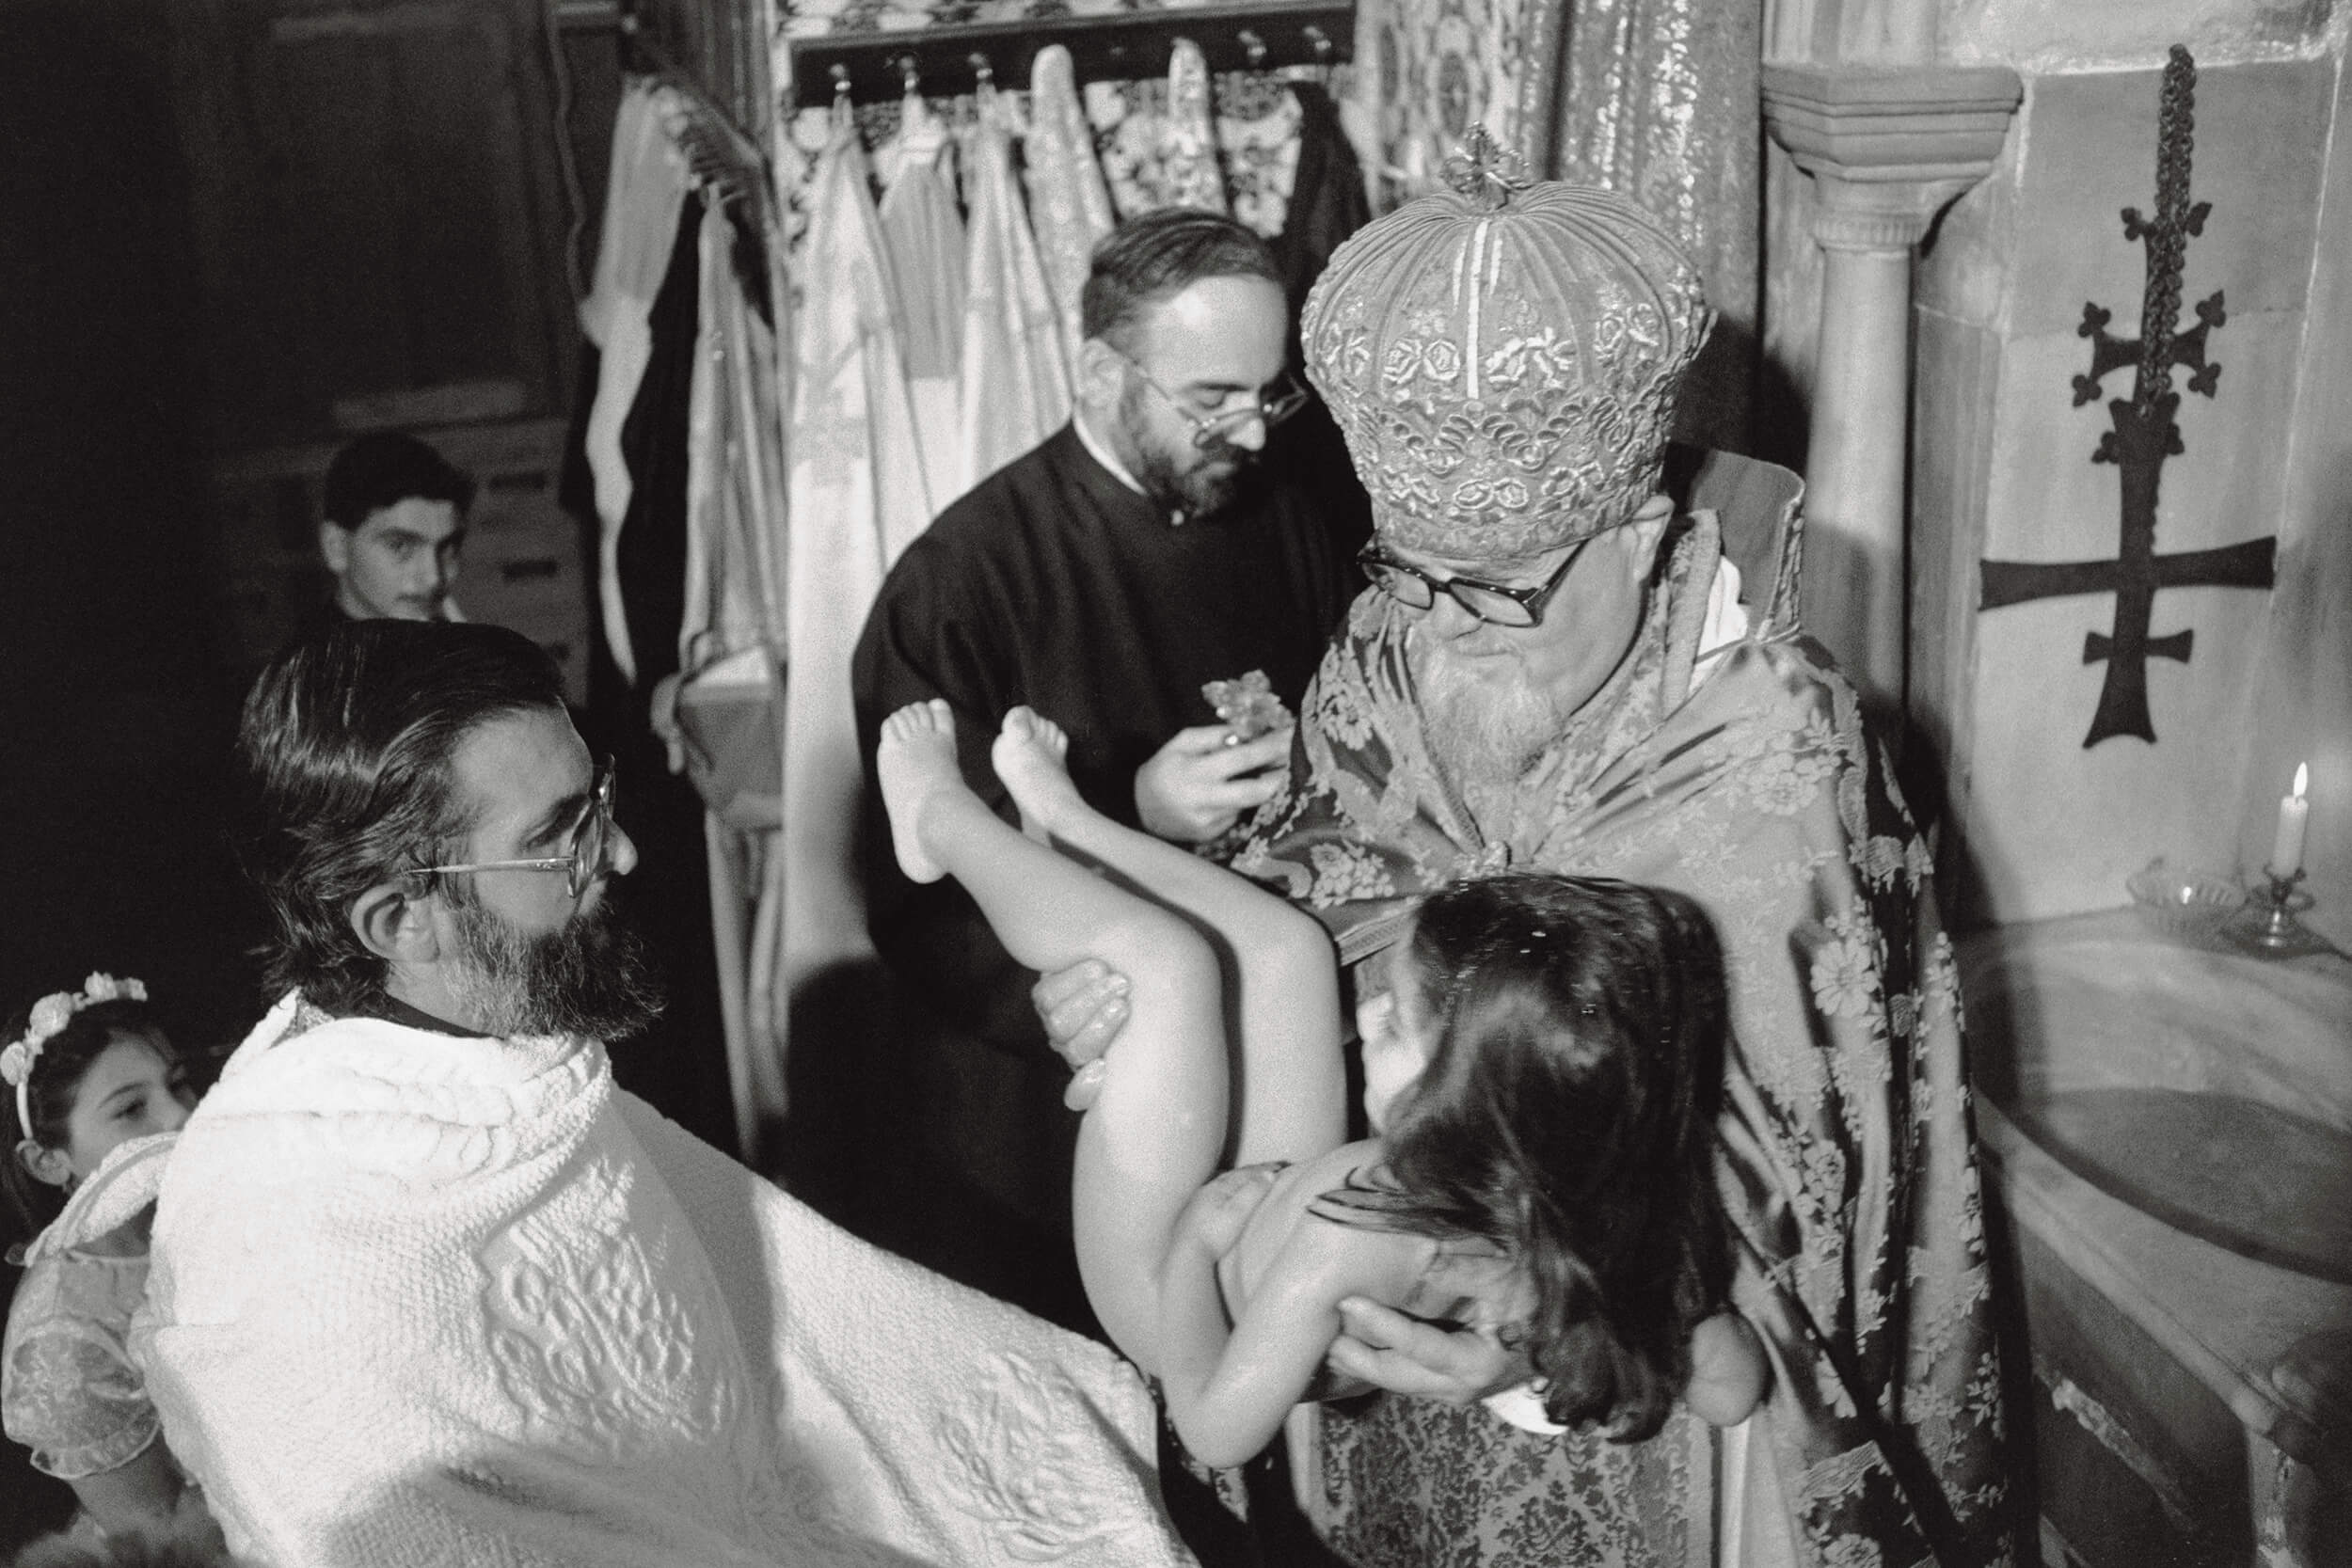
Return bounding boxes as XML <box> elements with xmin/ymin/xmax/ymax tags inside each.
<box><xmin>2294</xmin><ymin>762</ymin><xmax>2309</xmax><ymax>800</ymax></box>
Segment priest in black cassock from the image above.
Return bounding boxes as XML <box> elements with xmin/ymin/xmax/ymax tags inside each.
<box><xmin>842</xmin><ymin>209</ymin><xmax>1369</xmax><ymax>1335</ymax></box>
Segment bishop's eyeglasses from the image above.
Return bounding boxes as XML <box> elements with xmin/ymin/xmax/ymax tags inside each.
<box><xmin>1355</xmin><ymin>539</ymin><xmax>1591</xmax><ymax>629</ymax></box>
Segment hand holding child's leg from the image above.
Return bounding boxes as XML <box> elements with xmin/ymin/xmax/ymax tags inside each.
<box><xmin>992</xmin><ymin>706</ymin><xmax>1344</xmax><ymax>1168</ymax></box>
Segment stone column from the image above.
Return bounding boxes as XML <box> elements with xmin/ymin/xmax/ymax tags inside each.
<box><xmin>1762</xmin><ymin>64</ymin><xmax>2020</xmax><ymax>708</ymax></box>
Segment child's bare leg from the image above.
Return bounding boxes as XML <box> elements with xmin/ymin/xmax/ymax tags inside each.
<box><xmin>875</xmin><ymin>700</ymin><xmax>1224</xmax><ymax>1370</ymax></box>
<box><xmin>993</xmin><ymin>707</ymin><xmax>1343</xmax><ymax>1167</ymax></box>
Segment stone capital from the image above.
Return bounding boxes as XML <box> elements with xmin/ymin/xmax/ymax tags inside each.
<box><xmin>1808</xmin><ymin>175</ymin><xmax>1959</xmax><ymax>251</ymax></box>
<box><xmin>1764</xmin><ymin>62</ymin><xmax>2023</xmax><ymax>249</ymax></box>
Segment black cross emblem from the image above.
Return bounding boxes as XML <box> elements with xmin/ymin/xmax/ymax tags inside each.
<box><xmin>1978</xmin><ymin>45</ymin><xmax>2275</xmax><ymax>749</ymax></box>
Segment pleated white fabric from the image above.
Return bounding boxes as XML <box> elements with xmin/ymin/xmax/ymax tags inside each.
<box><xmin>875</xmin><ymin>90</ymin><xmax>965</xmax><ymax>512</ymax></box>
<box><xmin>956</xmin><ymin>89</ymin><xmax>1073</xmax><ymax>494</ymax></box>
<box><xmin>784</xmin><ymin>115</ymin><xmax>933</xmax><ymax>988</ymax></box>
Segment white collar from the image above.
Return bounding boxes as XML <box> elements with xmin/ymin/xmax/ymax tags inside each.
<box><xmin>1691</xmin><ymin>557</ymin><xmax>1750</xmax><ymax>689</ymax></box>
<box><xmin>1073</xmin><ymin>408</ymin><xmax>1145</xmax><ymax>495</ymax></box>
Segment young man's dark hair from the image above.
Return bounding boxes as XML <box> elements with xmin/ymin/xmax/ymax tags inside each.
<box><xmin>236</xmin><ymin>620</ymin><xmax>566</xmax><ymax>1013</ymax></box>
<box><xmin>1080</xmin><ymin>207</ymin><xmax>1284</xmax><ymax>349</ymax></box>
<box><xmin>321</xmin><ymin>432</ymin><xmax>476</xmax><ymax>531</ymax></box>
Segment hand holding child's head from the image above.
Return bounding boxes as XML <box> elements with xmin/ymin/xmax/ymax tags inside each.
<box><xmin>1327</xmin><ymin>1295</ymin><xmax>1529</xmax><ymax>1404</ymax></box>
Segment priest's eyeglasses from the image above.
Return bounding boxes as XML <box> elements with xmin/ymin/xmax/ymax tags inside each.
<box><xmin>1357</xmin><ymin>540</ymin><xmax>1590</xmax><ymax>629</ymax></box>
<box><xmin>1111</xmin><ymin>348</ymin><xmax>1312</xmax><ymax>449</ymax></box>
<box><xmin>407</xmin><ymin>758</ymin><xmax>618</xmax><ymax>898</ymax></box>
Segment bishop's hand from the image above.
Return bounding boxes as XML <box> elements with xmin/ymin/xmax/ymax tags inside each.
<box><xmin>1134</xmin><ymin>723</ymin><xmax>1292</xmax><ymax>844</ymax></box>
<box><xmin>1325</xmin><ymin>1297</ymin><xmax>1528</xmax><ymax>1406</ymax></box>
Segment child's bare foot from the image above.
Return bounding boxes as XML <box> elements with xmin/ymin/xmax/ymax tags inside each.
<box><xmin>876</xmin><ymin>699</ymin><xmax>967</xmax><ymax>883</ymax></box>
<box><xmin>993</xmin><ymin>707</ymin><xmax>1082</xmax><ymax>841</ymax></box>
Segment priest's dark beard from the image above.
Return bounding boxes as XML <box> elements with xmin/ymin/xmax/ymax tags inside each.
<box><xmin>1120</xmin><ymin>383</ymin><xmax>1256</xmax><ymax>518</ymax></box>
<box><xmin>445</xmin><ymin>888</ymin><xmax>665</xmax><ymax>1042</ymax></box>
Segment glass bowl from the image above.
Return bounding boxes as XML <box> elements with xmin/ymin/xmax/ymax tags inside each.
<box><xmin>2126</xmin><ymin>858</ymin><xmax>2247</xmax><ymax>938</ymax></box>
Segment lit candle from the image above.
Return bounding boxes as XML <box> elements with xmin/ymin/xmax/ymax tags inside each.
<box><xmin>2270</xmin><ymin>762</ymin><xmax>2311</xmax><ymax>875</ymax></box>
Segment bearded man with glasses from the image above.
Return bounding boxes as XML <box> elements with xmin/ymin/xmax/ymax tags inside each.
<box><xmin>1042</xmin><ymin>169</ymin><xmax>2012</xmax><ymax>1567</ymax></box>
<box><xmin>847</xmin><ymin>207</ymin><xmax>1369</xmax><ymax>1336</ymax></box>
<box><xmin>132</xmin><ymin>620</ymin><xmax>1195</xmax><ymax>1565</ymax></box>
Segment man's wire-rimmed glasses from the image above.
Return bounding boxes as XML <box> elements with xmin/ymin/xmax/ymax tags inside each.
<box><xmin>1109</xmin><ymin>346</ymin><xmax>1312</xmax><ymax>450</ymax></box>
<box><xmin>408</xmin><ymin>757</ymin><xmax>617</xmax><ymax>899</ymax></box>
<box><xmin>1356</xmin><ymin>539</ymin><xmax>1591</xmax><ymax>629</ymax></box>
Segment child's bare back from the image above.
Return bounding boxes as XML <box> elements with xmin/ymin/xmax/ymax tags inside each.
<box><xmin>1218</xmin><ymin>1144</ymin><xmax>1523</xmax><ymax>1347</ymax></box>
<box><xmin>1205</xmin><ymin>1140</ymin><xmax>1765</xmax><ymax>1452</ymax></box>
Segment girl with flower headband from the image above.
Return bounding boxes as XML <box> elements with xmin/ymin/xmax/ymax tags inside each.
<box><xmin>3</xmin><ymin>974</ymin><xmax>201</xmax><ymax>1535</ymax></box>
<box><xmin>877</xmin><ymin>702</ymin><xmax>1765</xmax><ymax>1470</ymax></box>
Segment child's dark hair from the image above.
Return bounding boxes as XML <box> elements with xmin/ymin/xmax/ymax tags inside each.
<box><xmin>3</xmin><ymin>995</ymin><xmax>179</xmax><ymax>1250</ymax></box>
<box><xmin>1326</xmin><ymin>872</ymin><xmax>1730</xmax><ymax>1439</ymax></box>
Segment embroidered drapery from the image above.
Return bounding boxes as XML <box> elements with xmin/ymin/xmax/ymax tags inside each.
<box><xmin>1023</xmin><ymin>44</ymin><xmax>1118</xmax><ymax>379</ymax></box>
<box><xmin>1343</xmin><ymin>0</ymin><xmax>1762</xmax><ymax>443</ymax></box>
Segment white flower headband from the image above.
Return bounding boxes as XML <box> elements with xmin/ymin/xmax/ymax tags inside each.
<box><xmin>2</xmin><ymin>974</ymin><xmax>148</xmax><ymax>1141</ymax></box>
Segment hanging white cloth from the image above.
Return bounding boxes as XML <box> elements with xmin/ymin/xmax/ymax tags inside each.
<box><xmin>580</xmin><ymin>79</ymin><xmax>694</xmax><ymax>687</ymax></box>
<box><xmin>677</xmin><ymin>194</ymin><xmax>793</xmax><ymax>1155</ymax></box>
<box><xmin>1160</xmin><ymin>39</ymin><xmax>1229</xmax><ymax>213</ymax></box>
<box><xmin>784</xmin><ymin>113</ymin><xmax>933</xmax><ymax>990</ymax></box>
<box><xmin>1023</xmin><ymin>45</ymin><xmax>1116</xmax><ymax>379</ymax></box>
<box><xmin>876</xmin><ymin>88</ymin><xmax>966</xmax><ymax>512</ymax></box>
<box><xmin>957</xmin><ymin>88</ymin><xmax>1073</xmax><ymax>492</ymax></box>
<box><xmin>681</xmin><ymin>201</ymin><xmax>787</xmax><ymax>674</ymax></box>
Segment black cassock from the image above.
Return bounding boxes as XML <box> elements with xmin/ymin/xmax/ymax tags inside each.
<box><xmin>814</xmin><ymin>420</ymin><xmax>1365</xmax><ymax>1336</ymax></box>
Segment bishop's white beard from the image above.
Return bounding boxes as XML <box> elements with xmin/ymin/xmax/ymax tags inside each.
<box><xmin>1406</xmin><ymin>626</ymin><xmax>1572</xmax><ymax>799</ymax></box>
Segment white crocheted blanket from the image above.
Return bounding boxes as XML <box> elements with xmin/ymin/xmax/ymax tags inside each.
<box><xmin>135</xmin><ymin>994</ymin><xmax>1190</xmax><ymax>1568</ymax></box>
